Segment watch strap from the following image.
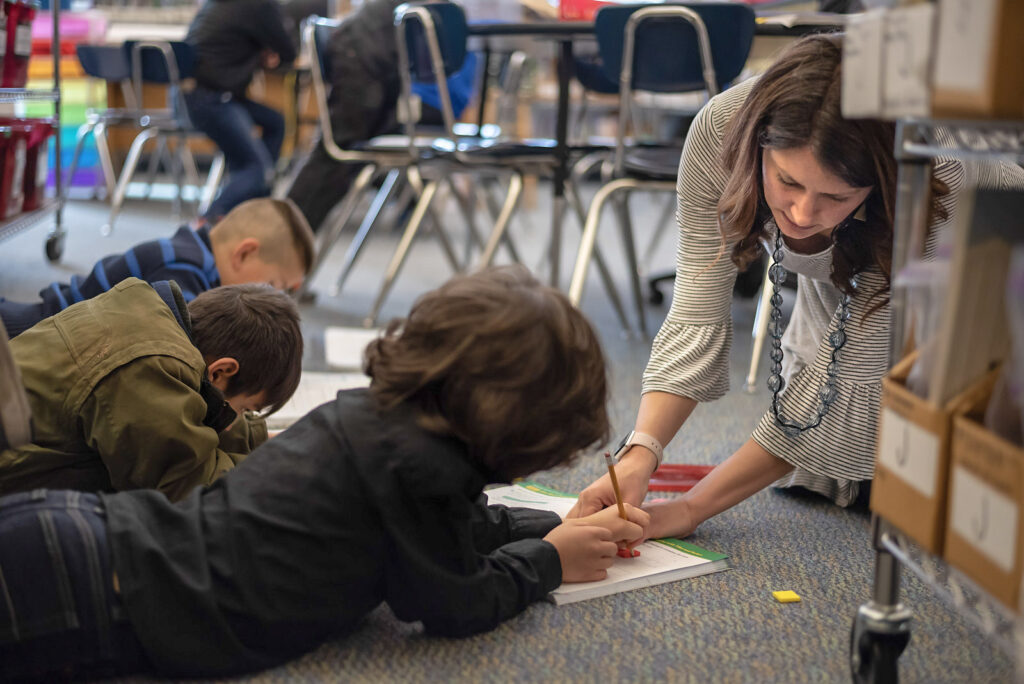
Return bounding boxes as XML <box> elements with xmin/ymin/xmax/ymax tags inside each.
<box><xmin>613</xmin><ymin>430</ymin><xmax>664</xmax><ymax>468</ymax></box>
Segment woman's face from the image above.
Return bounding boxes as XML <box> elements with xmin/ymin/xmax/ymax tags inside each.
<box><xmin>762</xmin><ymin>146</ymin><xmax>873</xmax><ymax>250</ymax></box>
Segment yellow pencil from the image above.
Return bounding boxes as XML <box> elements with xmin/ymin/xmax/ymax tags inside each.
<box><xmin>604</xmin><ymin>451</ymin><xmax>627</xmax><ymax>521</ymax></box>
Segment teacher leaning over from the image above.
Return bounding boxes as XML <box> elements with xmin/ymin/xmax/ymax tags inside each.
<box><xmin>569</xmin><ymin>34</ymin><xmax>1017</xmax><ymax>537</ymax></box>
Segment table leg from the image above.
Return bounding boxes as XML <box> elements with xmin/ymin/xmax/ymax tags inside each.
<box><xmin>477</xmin><ymin>45</ymin><xmax>492</xmax><ymax>130</ymax></box>
<box><xmin>550</xmin><ymin>38</ymin><xmax>573</xmax><ymax>288</ymax></box>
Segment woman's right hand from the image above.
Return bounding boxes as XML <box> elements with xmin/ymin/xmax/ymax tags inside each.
<box><xmin>566</xmin><ymin>447</ymin><xmax>657</xmax><ymax>518</ymax></box>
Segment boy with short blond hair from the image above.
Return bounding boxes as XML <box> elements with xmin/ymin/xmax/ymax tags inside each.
<box><xmin>0</xmin><ymin>198</ymin><xmax>315</xmax><ymax>337</ymax></box>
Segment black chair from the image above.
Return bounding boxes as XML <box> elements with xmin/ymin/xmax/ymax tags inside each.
<box><xmin>372</xmin><ymin>1</ymin><xmax>633</xmax><ymax>329</ymax></box>
<box><xmin>566</xmin><ymin>3</ymin><xmax>754</xmax><ymax>337</ymax></box>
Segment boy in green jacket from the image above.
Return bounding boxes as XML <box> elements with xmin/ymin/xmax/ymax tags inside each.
<box><xmin>0</xmin><ymin>277</ymin><xmax>303</xmax><ymax>502</ymax></box>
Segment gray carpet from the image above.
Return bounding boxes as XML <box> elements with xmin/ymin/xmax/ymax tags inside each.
<box><xmin>0</xmin><ymin>189</ymin><xmax>1010</xmax><ymax>682</ymax></box>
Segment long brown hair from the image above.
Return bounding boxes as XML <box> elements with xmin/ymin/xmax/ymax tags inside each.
<box><xmin>364</xmin><ymin>265</ymin><xmax>609</xmax><ymax>480</ymax></box>
<box><xmin>718</xmin><ymin>34</ymin><xmax>945</xmax><ymax>305</ymax></box>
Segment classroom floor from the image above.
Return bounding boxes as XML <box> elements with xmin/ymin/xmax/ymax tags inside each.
<box><xmin>0</xmin><ymin>185</ymin><xmax>1011</xmax><ymax>682</ymax></box>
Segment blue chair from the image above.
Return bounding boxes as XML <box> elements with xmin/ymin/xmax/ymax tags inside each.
<box><xmin>567</xmin><ymin>3</ymin><xmax>755</xmax><ymax>336</ymax></box>
<box><xmin>103</xmin><ymin>40</ymin><xmax>225</xmax><ymax>235</ymax></box>
<box><xmin>382</xmin><ymin>1</ymin><xmax>632</xmax><ymax>329</ymax></box>
<box><xmin>300</xmin><ymin>15</ymin><xmax>469</xmax><ymax>306</ymax></box>
<box><xmin>64</xmin><ymin>45</ymin><xmax>138</xmax><ymax>201</ymax></box>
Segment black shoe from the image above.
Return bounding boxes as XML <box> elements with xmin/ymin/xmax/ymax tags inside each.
<box><xmin>0</xmin><ymin>319</ymin><xmax>31</xmax><ymax>450</ymax></box>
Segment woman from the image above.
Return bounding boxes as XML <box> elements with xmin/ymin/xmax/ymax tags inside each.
<box><xmin>569</xmin><ymin>34</ymin><xmax>1006</xmax><ymax>538</ymax></box>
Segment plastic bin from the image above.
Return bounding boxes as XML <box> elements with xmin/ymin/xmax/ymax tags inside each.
<box><xmin>2</xmin><ymin>0</ymin><xmax>37</xmax><ymax>88</ymax></box>
<box><xmin>21</xmin><ymin>118</ymin><xmax>51</xmax><ymax>211</ymax></box>
<box><xmin>0</xmin><ymin>126</ymin><xmax>27</xmax><ymax>219</ymax></box>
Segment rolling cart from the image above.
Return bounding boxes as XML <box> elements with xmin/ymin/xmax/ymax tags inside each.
<box><xmin>850</xmin><ymin>119</ymin><xmax>1024</xmax><ymax>683</ymax></box>
<box><xmin>0</xmin><ymin>0</ymin><xmax>64</xmax><ymax>262</ymax></box>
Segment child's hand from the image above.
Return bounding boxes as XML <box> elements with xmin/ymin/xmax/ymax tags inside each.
<box><xmin>571</xmin><ymin>504</ymin><xmax>650</xmax><ymax>545</ymax></box>
<box><xmin>543</xmin><ymin>505</ymin><xmax>647</xmax><ymax>582</ymax></box>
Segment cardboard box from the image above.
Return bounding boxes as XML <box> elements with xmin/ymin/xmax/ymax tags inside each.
<box><xmin>870</xmin><ymin>353</ymin><xmax>999</xmax><ymax>555</ymax></box>
<box><xmin>945</xmin><ymin>395</ymin><xmax>1024</xmax><ymax>611</ymax></box>
<box><xmin>932</xmin><ymin>0</ymin><xmax>1024</xmax><ymax>119</ymax></box>
<box><xmin>880</xmin><ymin>3</ymin><xmax>935</xmax><ymax>119</ymax></box>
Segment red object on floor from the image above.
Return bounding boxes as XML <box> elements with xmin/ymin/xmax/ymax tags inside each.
<box><xmin>648</xmin><ymin>464</ymin><xmax>715</xmax><ymax>493</ymax></box>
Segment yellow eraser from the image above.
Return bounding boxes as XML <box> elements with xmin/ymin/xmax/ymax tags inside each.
<box><xmin>772</xmin><ymin>590</ymin><xmax>801</xmax><ymax>603</ymax></box>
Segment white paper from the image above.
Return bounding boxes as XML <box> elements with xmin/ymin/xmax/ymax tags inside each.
<box><xmin>484</xmin><ymin>484</ymin><xmax>729</xmax><ymax>604</ymax></box>
<box><xmin>324</xmin><ymin>326</ymin><xmax>382</xmax><ymax>370</ymax></box>
<box><xmin>266</xmin><ymin>371</ymin><xmax>370</xmax><ymax>430</ymax></box>
<box><xmin>950</xmin><ymin>466</ymin><xmax>1018</xmax><ymax>573</ymax></box>
<box><xmin>841</xmin><ymin>10</ymin><xmax>884</xmax><ymax>119</ymax></box>
<box><xmin>933</xmin><ymin>0</ymin><xmax>996</xmax><ymax>92</ymax></box>
<box><xmin>877</xmin><ymin>408</ymin><xmax>940</xmax><ymax>498</ymax></box>
<box><xmin>881</xmin><ymin>4</ymin><xmax>935</xmax><ymax>118</ymax></box>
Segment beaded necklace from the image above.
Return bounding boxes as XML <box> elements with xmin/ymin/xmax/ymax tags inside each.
<box><xmin>766</xmin><ymin>226</ymin><xmax>857</xmax><ymax>438</ymax></box>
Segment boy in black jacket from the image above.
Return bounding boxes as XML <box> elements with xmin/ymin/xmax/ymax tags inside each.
<box><xmin>0</xmin><ymin>266</ymin><xmax>647</xmax><ymax>680</ymax></box>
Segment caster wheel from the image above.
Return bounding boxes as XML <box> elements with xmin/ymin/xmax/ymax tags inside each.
<box><xmin>851</xmin><ymin>618</ymin><xmax>910</xmax><ymax>684</ymax></box>
<box><xmin>45</xmin><ymin>234</ymin><xmax>65</xmax><ymax>262</ymax></box>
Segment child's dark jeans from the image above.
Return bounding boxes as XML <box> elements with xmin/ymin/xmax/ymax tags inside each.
<box><xmin>185</xmin><ymin>85</ymin><xmax>285</xmax><ymax>221</ymax></box>
<box><xmin>0</xmin><ymin>490</ymin><xmax>149</xmax><ymax>682</ymax></box>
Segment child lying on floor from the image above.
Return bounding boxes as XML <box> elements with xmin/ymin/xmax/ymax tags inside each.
<box><xmin>0</xmin><ymin>265</ymin><xmax>648</xmax><ymax>681</ymax></box>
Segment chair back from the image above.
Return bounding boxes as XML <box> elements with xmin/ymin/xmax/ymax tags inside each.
<box><xmin>595</xmin><ymin>3</ymin><xmax>754</xmax><ymax>170</ymax></box>
<box><xmin>77</xmin><ymin>44</ymin><xmax>139</xmax><ymax>111</ymax></box>
<box><xmin>77</xmin><ymin>44</ymin><xmax>131</xmax><ymax>82</ymax></box>
<box><xmin>594</xmin><ymin>3</ymin><xmax>754</xmax><ymax>94</ymax></box>
<box><xmin>395</xmin><ymin>1</ymin><xmax>469</xmax><ymax>137</ymax></box>
<box><xmin>122</xmin><ymin>40</ymin><xmax>196</xmax><ymax>119</ymax></box>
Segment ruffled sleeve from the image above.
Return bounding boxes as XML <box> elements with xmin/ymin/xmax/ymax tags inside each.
<box><xmin>641</xmin><ymin>80</ymin><xmax>755</xmax><ymax>402</ymax></box>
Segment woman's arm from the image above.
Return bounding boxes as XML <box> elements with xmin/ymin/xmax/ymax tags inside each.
<box><xmin>568</xmin><ymin>391</ymin><xmax>696</xmax><ymax>517</ymax></box>
<box><xmin>644</xmin><ymin>438</ymin><xmax>794</xmax><ymax>539</ymax></box>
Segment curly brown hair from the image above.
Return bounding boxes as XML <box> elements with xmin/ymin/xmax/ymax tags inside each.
<box><xmin>717</xmin><ymin>34</ymin><xmax>946</xmax><ymax>308</ymax></box>
<box><xmin>364</xmin><ymin>265</ymin><xmax>609</xmax><ymax>481</ymax></box>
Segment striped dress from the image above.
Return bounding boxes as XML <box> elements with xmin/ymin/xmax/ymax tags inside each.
<box><xmin>641</xmin><ymin>77</ymin><xmax>1020</xmax><ymax>506</ymax></box>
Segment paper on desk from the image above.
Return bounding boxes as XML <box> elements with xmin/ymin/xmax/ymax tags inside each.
<box><xmin>267</xmin><ymin>371</ymin><xmax>370</xmax><ymax>430</ymax></box>
<box><xmin>324</xmin><ymin>327</ymin><xmax>382</xmax><ymax>370</ymax></box>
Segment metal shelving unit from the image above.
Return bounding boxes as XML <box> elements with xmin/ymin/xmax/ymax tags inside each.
<box><xmin>0</xmin><ymin>1</ymin><xmax>64</xmax><ymax>262</ymax></box>
<box><xmin>851</xmin><ymin>119</ymin><xmax>1024</xmax><ymax>683</ymax></box>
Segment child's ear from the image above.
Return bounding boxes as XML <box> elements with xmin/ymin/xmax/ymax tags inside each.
<box><xmin>232</xmin><ymin>238</ymin><xmax>261</xmax><ymax>267</ymax></box>
<box><xmin>206</xmin><ymin>357</ymin><xmax>240</xmax><ymax>392</ymax></box>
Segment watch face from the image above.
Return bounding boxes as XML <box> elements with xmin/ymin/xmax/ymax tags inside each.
<box><xmin>615</xmin><ymin>431</ymin><xmax>631</xmax><ymax>454</ymax></box>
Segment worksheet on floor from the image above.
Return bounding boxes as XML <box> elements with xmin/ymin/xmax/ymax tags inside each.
<box><xmin>267</xmin><ymin>371</ymin><xmax>370</xmax><ymax>430</ymax></box>
<box><xmin>485</xmin><ymin>482</ymin><xmax>730</xmax><ymax>605</ymax></box>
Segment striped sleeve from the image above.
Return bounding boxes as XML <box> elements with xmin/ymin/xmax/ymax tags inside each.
<box><xmin>641</xmin><ymin>81</ymin><xmax>754</xmax><ymax>401</ymax></box>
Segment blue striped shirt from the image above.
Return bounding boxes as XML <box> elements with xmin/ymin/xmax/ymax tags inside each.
<box><xmin>38</xmin><ymin>226</ymin><xmax>220</xmax><ymax>318</ymax></box>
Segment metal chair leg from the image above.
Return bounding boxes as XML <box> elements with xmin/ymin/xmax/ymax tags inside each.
<box><xmin>407</xmin><ymin>166</ymin><xmax>461</xmax><ymax>274</ymax></box>
<box><xmin>143</xmin><ymin>135</ymin><xmax>166</xmax><ymax>199</ymax></box>
<box><xmin>743</xmin><ymin>256</ymin><xmax>773</xmax><ymax>394</ymax></box>
<box><xmin>93</xmin><ymin>122</ymin><xmax>117</xmax><ymax>199</ymax></box>
<box><xmin>478</xmin><ymin>176</ymin><xmax>523</xmax><ymax>264</ymax></box>
<box><xmin>611</xmin><ymin>192</ymin><xmax>650</xmax><ymax>338</ymax></box>
<box><xmin>568</xmin><ymin>178</ymin><xmax>636</xmax><ymax>306</ymax></box>
<box><xmin>477</xmin><ymin>172</ymin><xmax>523</xmax><ymax>268</ymax></box>
<box><xmin>198</xmin><ymin>153</ymin><xmax>225</xmax><ymax>217</ymax></box>
<box><xmin>103</xmin><ymin>127</ymin><xmax>159</xmax><ymax>236</ymax></box>
<box><xmin>643</xmin><ymin>192</ymin><xmax>677</xmax><ymax>265</ymax></box>
<box><xmin>63</xmin><ymin>120</ymin><xmax>96</xmax><ymax>202</ymax></box>
<box><xmin>565</xmin><ymin>179</ymin><xmax>632</xmax><ymax>333</ymax></box>
<box><xmin>333</xmin><ymin>167</ymin><xmax>400</xmax><ymax>296</ymax></box>
<box><xmin>445</xmin><ymin>174</ymin><xmax>486</xmax><ymax>265</ymax></box>
<box><xmin>364</xmin><ymin>178</ymin><xmax>440</xmax><ymax>327</ymax></box>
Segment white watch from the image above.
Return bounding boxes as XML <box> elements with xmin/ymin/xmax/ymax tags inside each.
<box><xmin>612</xmin><ymin>430</ymin><xmax>664</xmax><ymax>468</ymax></box>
